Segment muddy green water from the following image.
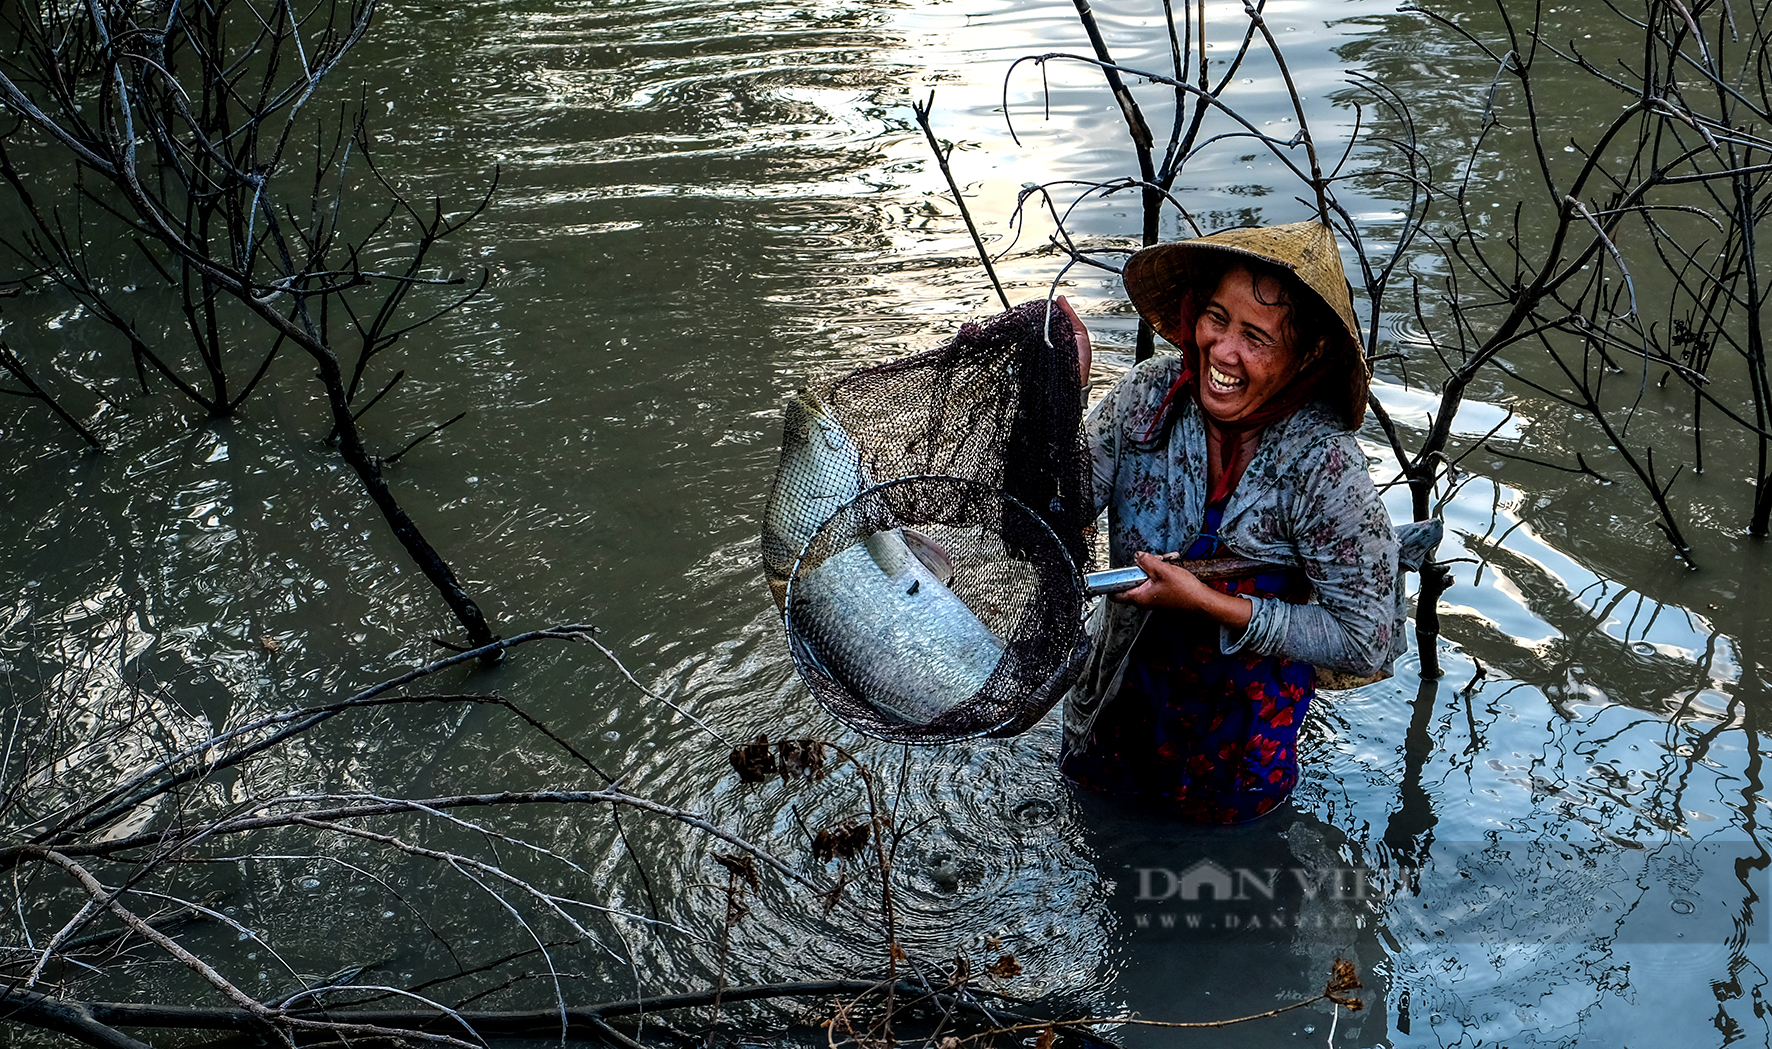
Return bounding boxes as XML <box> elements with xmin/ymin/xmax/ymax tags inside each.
<box><xmin>3</xmin><ymin>0</ymin><xmax>1769</xmax><ymax>1045</ymax></box>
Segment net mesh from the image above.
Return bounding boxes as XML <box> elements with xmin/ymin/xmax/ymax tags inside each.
<box><xmin>762</xmin><ymin>300</ymin><xmax>1096</xmax><ymax>743</ymax></box>
<box><xmin>826</xmin><ymin>299</ymin><xmax>1096</xmax><ymax>574</ymax></box>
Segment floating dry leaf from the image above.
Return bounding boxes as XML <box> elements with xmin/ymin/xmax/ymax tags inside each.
<box><xmin>729</xmin><ymin>736</ymin><xmax>829</xmax><ymax>783</ymax></box>
<box><xmin>730</xmin><ymin>734</ymin><xmax>777</xmax><ymax>782</ymax></box>
<box><xmin>1327</xmin><ymin>956</ymin><xmax>1364</xmax><ymax>1009</ymax></box>
<box><xmin>712</xmin><ymin>851</ymin><xmax>760</xmax><ymax>892</ymax></box>
<box><xmin>1328</xmin><ymin>957</ymin><xmax>1363</xmax><ymax>992</ymax></box>
<box><xmin>812</xmin><ymin>821</ymin><xmax>871</xmax><ymax>862</ymax></box>
<box><xmin>776</xmin><ymin>738</ymin><xmax>827</xmax><ymax>780</ymax></box>
<box><xmin>985</xmin><ymin>953</ymin><xmax>1022</xmax><ymax>978</ymax></box>
<box><xmin>1034</xmin><ymin>1025</ymin><xmax>1056</xmax><ymax>1049</ymax></box>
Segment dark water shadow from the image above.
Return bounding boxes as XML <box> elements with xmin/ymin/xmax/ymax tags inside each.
<box><xmin>1070</xmin><ymin>790</ymin><xmax>1390</xmax><ymax>1047</ymax></box>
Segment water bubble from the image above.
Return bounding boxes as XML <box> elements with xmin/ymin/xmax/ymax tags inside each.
<box><xmin>1671</xmin><ymin>898</ymin><xmax>1695</xmax><ymax>915</ymax></box>
<box><xmin>603</xmin><ymin>729</ymin><xmax>620</xmax><ymax>742</ymax></box>
<box><xmin>299</xmin><ymin>876</ymin><xmax>322</xmax><ymax>890</ymax></box>
<box><xmin>382</xmin><ymin>910</ymin><xmax>396</xmax><ymax>919</ymax></box>
<box><xmin>1012</xmin><ymin>798</ymin><xmax>1056</xmax><ymax>826</ymax></box>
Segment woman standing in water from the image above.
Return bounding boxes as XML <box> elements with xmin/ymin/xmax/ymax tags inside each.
<box><xmin>1057</xmin><ymin>221</ymin><xmax>1402</xmax><ymax>823</ymax></box>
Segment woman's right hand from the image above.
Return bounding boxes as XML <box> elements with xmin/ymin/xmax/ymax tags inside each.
<box><xmin>1112</xmin><ymin>551</ymin><xmax>1255</xmax><ymax>630</ymax></box>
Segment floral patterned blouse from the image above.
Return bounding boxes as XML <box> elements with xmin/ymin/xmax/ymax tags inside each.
<box><xmin>1061</xmin><ymin>504</ymin><xmax>1317</xmax><ymax>821</ymax></box>
<box><xmin>1060</xmin><ymin>354</ymin><xmax>1402</xmax><ymax>815</ymax></box>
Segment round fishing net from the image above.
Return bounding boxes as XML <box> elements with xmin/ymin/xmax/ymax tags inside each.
<box><xmin>784</xmin><ymin>476</ymin><xmax>1087</xmax><ymax>743</ymax></box>
<box><xmin>762</xmin><ymin>300</ymin><xmax>1096</xmax><ymax>743</ymax></box>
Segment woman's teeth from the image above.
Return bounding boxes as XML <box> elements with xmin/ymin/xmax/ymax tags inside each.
<box><xmin>1208</xmin><ymin>366</ymin><xmax>1245</xmax><ymax>391</ymax></box>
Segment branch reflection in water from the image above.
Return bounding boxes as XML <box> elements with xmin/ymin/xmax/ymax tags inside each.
<box><xmin>2</xmin><ymin>0</ymin><xmax>1769</xmax><ymax>1045</ymax></box>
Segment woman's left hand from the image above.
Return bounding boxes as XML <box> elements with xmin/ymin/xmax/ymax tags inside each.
<box><xmin>1111</xmin><ymin>550</ymin><xmax>1254</xmax><ymax>629</ymax></box>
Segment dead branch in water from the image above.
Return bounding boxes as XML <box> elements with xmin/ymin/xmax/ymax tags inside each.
<box><xmin>1001</xmin><ymin>0</ymin><xmax>1772</xmax><ymax>690</ymax></box>
<box><xmin>0</xmin><ymin>0</ymin><xmax>500</xmax><ymax>651</ymax></box>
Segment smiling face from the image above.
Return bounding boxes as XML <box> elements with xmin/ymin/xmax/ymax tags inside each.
<box><xmin>1194</xmin><ymin>265</ymin><xmax>1305</xmax><ymax>425</ymax></box>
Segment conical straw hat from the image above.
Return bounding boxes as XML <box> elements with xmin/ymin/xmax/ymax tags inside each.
<box><xmin>1122</xmin><ymin>220</ymin><xmax>1369</xmax><ymax>429</ymax></box>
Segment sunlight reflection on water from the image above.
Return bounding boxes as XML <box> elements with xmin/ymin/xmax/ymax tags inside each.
<box><xmin>1</xmin><ymin>0</ymin><xmax>1767</xmax><ymax>1043</ymax></box>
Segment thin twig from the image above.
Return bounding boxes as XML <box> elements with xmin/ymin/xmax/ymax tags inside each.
<box><xmin>912</xmin><ymin>92</ymin><xmax>1010</xmax><ymax>311</ymax></box>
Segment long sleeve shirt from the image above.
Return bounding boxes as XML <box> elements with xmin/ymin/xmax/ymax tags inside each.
<box><xmin>1063</xmin><ymin>354</ymin><xmax>1405</xmax><ymax>755</ymax></box>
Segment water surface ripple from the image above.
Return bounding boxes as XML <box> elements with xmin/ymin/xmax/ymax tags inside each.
<box><xmin>2</xmin><ymin>0</ymin><xmax>1768</xmax><ymax>1045</ymax></box>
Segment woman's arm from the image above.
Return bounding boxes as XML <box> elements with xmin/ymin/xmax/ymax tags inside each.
<box><xmin>1228</xmin><ymin>434</ymin><xmax>1400</xmax><ymax>674</ymax></box>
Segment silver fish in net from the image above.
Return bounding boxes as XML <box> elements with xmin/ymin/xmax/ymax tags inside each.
<box><xmin>764</xmin><ymin>391</ymin><xmax>1006</xmax><ymax>726</ymax></box>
